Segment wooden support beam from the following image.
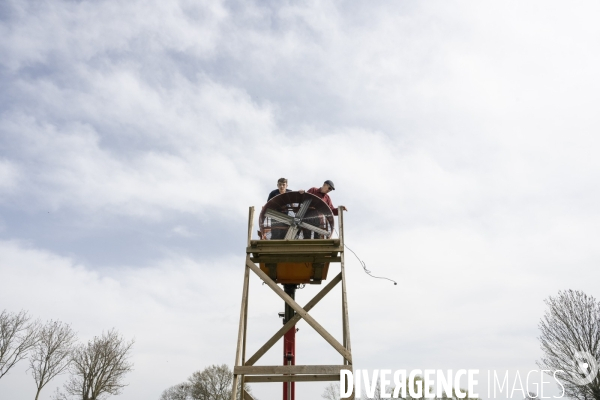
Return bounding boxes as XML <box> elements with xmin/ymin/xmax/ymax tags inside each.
<box><xmin>232</xmin><ymin>208</ymin><xmax>254</xmax><ymax>400</ymax></box>
<box><xmin>249</xmin><ymin>239</ymin><xmax>340</xmax><ymax>246</ymax></box>
<box><xmin>247</xmin><ymin>245</ymin><xmax>343</xmax><ymax>254</ymax></box>
<box><xmin>231</xmin><ymin>375</ymin><xmax>241</xmax><ymax>400</ymax></box>
<box><xmin>338</xmin><ymin>208</ymin><xmax>344</xmax><ymax>248</ymax></box>
<box><xmin>250</xmin><ymin>255</ymin><xmax>341</xmax><ymax>263</ymax></box>
<box><xmin>243</xmin><ymin>389</ymin><xmax>256</xmax><ymax>400</ymax></box>
<box><xmin>242</xmin><ymin>284</ymin><xmax>249</xmax><ymax>365</ymax></box>
<box><xmin>242</xmin><ymin>208</ymin><xmax>253</xmax><ymax>368</ymax></box>
<box><xmin>231</xmin><ymin>264</ymin><xmax>250</xmax><ymax>400</ymax></box>
<box><xmin>245</xmin><ymin>375</ymin><xmax>342</xmax><ymax>383</ymax></box>
<box><xmin>339</xmin><ymin>209</ymin><xmax>352</xmax><ymax>366</ymax></box>
<box><xmin>247</xmin><ymin>206</ymin><xmax>255</xmax><ymax>246</ymax></box>
<box><xmin>245</xmin><ymin>273</ymin><xmax>342</xmax><ymax>366</ymax></box>
<box><xmin>341</xmin><ymin>258</ymin><xmax>352</xmax><ymax>365</ymax></box>
<box><xmin>235</xmin><ymin>365</ymin><xmax>351</xmax><ymax>375</ymax></box>
<box><xmin>234</xmin><ymin>263</ymin><xmax>250</xmax><ymax>368</ymax></box>
<box><xmin>246</xmin><ymin>259</ymin><xmax>352</xmax><ymax>364</ymax></box>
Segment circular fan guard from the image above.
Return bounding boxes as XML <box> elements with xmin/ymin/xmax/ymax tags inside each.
<box><xmin>259</xmin><ymin>192</ymin><xmax>334</xmax><ymax>240</ymax></box>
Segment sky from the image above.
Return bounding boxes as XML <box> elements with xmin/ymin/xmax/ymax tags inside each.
<box><xmin>1</xmin><ymin>0</ymin><xmax>600</xmax><ymax>399</ymax></box>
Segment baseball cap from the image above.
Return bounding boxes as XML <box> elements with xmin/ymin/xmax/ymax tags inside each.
<box><xmin>324</xmin><ymin>180</ymin><xmax>335</xmax><ymax>190</ymax></box>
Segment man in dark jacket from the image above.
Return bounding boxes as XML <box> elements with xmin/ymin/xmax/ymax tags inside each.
<box><xmin>267</xmin><ymin>177</ymin><xmax>292</xmax><ymax>202</ymax></box>
<box><xmin>267</xmin><ymin>178</ymin><xmax>305</xmax><ymax>239</ymax></box>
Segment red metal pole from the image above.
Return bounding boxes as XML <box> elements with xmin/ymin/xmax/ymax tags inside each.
<box><xmin>283</xmin><ymin>327</ymin><xmax>295</xmax><ymax>400</ymax></box>
<box><xmin>283</xmin><ymin>285</ymin><xmax>297</xmax><ymax>400</ymax></box>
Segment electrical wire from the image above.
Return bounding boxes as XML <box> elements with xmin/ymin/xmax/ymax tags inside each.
<box><xmin>334</xmin><ymin>228</ymin><xmax>397</xmax><ymax>285</ymax></box>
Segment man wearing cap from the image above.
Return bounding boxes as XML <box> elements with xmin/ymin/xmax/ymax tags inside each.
<box><xmin>302</xmin><ymin>180</ymin><xmax>347</xmax><ymax>239</ymax></box>
<box><xmin>306</xmin><ymin>180</ymin><xmax>347</xmax><ymax>216</ymax></box>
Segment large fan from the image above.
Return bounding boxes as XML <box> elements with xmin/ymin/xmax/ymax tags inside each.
<box><xmin>259</xmin><ymin>192</ymin><xmax>334</xmax><ymax>240</ymax></box>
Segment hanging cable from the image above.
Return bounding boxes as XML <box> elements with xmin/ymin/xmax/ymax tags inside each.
<box><xmin>334</xmin><ymin>228</ymin><xmax>397</xmax><ymax>285</ymax></box>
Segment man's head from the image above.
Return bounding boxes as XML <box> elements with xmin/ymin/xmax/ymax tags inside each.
<box><xmin>277</xmin><ymin>178</ymin><xmax>288</xmax><ymax>194</ymax></box>
<box><xmin>320</xmin><ymin>180</ymin><xmax>335</xmax><ymax>193</ymax></box>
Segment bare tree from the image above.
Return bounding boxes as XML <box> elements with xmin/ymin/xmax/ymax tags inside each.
<box><xmin>29</xmin><ymin>320</ymin><xmax>77</xmax><ymax>400</ymax></box>
<box><xmin>322</xmin><ymin>382</ymin><xmax>340</xmax><ymax>400</ymax></box>
<box><xmin>188</xmin><ymin>364</ymin><xmax>233</xmax><ymax>400</ymax></box>
<box><xmin>159</xmin><ymin>383</ymin><xmax>191</xmax><ymax>400</ymax></box>
<box><xmin>0</xmin><ymin>309</ymin><xmax>39</xmax><ymax>380</ymax></box>
<box><xmin>161</xmin><ymin>365</ymin><xmax>253</xmax><ymax>400</ymax></box>
<box><xmin>438</xmin><ymin>388</ymin><xmax>481</xmax><ymax>400</ymax></box>
<box><xmin>524</xmin><ymin>392</ymin><xmax>539</xmax><ymax>400</ymax></box>
<box><xmin>538</xmin><ymin>290</ymin><xmax>600</xmax><ymax>400</ymax></box>
<box><xmin>59</xmin><ymin>329</ymin><xmax>134</xmax><ymax>400</ymax></box>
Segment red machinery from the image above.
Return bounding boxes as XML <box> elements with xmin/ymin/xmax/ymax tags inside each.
<box><xmin>258</xmin><ymin>192</ymin><xmax>336</xmax><ymax>400</ymax></box>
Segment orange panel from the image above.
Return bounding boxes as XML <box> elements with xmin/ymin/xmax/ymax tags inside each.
<box><xmin>260</xmin><ymin>262</ymin><xmax>330</xmax><ymax>284</ymax></box>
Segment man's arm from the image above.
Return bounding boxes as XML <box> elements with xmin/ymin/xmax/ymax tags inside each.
<box><xmin>323</xmin><ymin>195</ymin><xmax>338</xmax><ymax>216</ymax></box>
<box><xmin>325</xmin><ymin>196</ymin><xmax>348</xmax><ymax>214</ymax></box>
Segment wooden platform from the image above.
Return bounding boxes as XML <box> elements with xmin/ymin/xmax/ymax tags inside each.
<box><xmin>247</xmin><ymin>239</ymin><xmax>342</xmax><ymax>263</ymax></box>
<box><xmin>247</xmin><ymin>239</ymin><xmax>343</xmax><ymax>284</ymax></box>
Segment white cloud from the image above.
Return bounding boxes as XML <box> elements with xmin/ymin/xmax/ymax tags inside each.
<box><xmin>171</xmin><ymin>225</ymin><xmax>196</xmax><ymax>238</ymax></box>
<box><xmin>0</xmin><ymin>0</ymin><xmax>228</xmax><ymax>71</ymax></box>
<box><xmin>2</xmin><ymin>0</ymin><xmax>600</xmax><ymax>399</ymax></box>
<box><xmin>0</xmin><ymin>74</ymin><xmax>280</xmax><ymax>218</ymax></box>
<box><xmin>0</xmin><ymin>159</ymin><xmax>20</xmax><ymax>194</ymax></box>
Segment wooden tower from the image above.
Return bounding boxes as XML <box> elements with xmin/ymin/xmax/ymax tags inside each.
<box><xmin>231</xmin><ymin>193</ymin><xmax>353</xmax><ymax>400</ymax></box>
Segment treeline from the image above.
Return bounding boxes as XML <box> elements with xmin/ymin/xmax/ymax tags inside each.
<box><xmin>159</xmin><ymin>364</ymin><xmax>255</xmax><ymax>400</ymax></box>
<box><xmin>0</xmin><ymin>309</ymin><xmax>134</xmax><ymax>400</ymax></box>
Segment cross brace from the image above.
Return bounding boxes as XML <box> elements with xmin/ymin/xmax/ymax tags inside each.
<box><xmin>245</xmin><ymin>257</ymin><xmax>352</xmax><ymax>363</ymax></box>
<box><xmin>231</xmin><ymin>207</ymin><xmax>353</xmax><ymax>400</ymax></box>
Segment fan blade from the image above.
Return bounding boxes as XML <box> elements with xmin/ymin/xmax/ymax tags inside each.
<box><xmin>295</xmin><ymin>198</ymin><xmax>312</xmax><ymax>219</ymax></box>
<box><xmin>298</xmin><ymin>221</ymin><xmax>330</xmax><ymax>237</ymax></box>
<box><xmin>284</xmin><ymin>199</ymin><xmax>312</xmax><ymax>239</ymax></box>
<box><xmin>264</xmin><ymin>208</ymin><xmax>294</xmax><ymax>225</ymax></box>
<box><xmin>284</xmin><ymin>226</ymin><xmax>300</xmax><ymax>240</ymax></box>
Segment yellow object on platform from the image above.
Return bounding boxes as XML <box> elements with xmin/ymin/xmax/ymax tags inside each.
<box><xmin>259</xmin><ymin>261</ymin><xmax>330</xmax><ymax>284</ymax></box>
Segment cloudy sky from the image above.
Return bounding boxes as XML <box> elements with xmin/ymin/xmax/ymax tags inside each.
<box><xmin>1</xmin><ymin>0</ymin><xmax>600</xmax><ymax>399</ymax></box>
